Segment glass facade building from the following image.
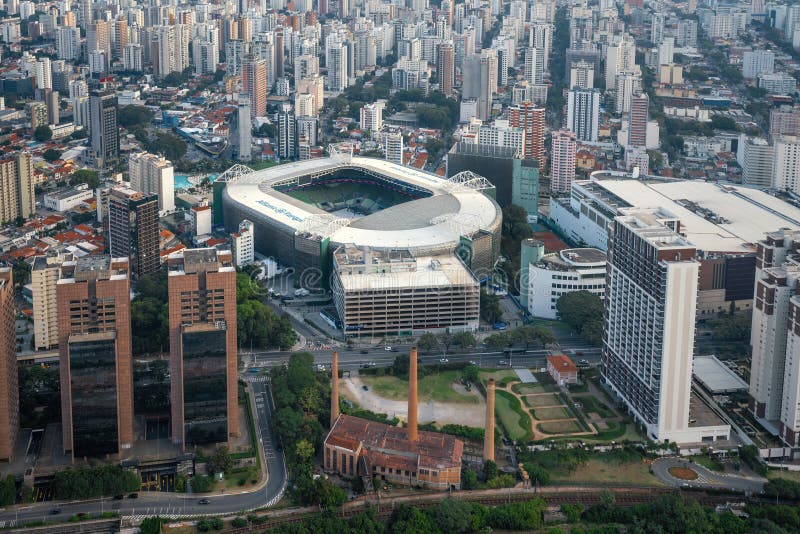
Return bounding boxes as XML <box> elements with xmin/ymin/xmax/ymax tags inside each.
<box><xmin>182</xmin><ymin>328</ymin><xmax>228</xmax><ymax>446</ymax></box>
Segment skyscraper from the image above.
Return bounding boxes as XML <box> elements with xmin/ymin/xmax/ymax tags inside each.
<box><xmin>550</xmin><ymin>129</ymin><xmax>577</xmax><ymax>193</ymax></box>
<box><xmin>167</xmin><ymin>248</ymin><xmax>238</xmax><ymax>449</ymax></box>
<box><xmin>89</xmin><ymin>91</ymin><xmax>119</xmax><ymax>167</ymax></box>
<box><xmin>567</xmin><ymin>87</ymin><xmax>600</xmax><ymax>142</ymax></box>
<box><xmin>627</xmin><ymin>93</ymin><xmax>649</xmax><ymax>148</ymax></box>
<box><xmin>277</xmin><ymin>103</ymin><xmax>296</xmax><ymax>159</ymax></box>
<box><xmin>108</xmin><ymin>186</ymin><xmax>159</xmax><ymax>278</ymax></box>
<box><xmin>0</xmin><ymin>152</ymin><xmax>34</xmax><ymax>225</ymax></box>
<box><xmin>437</xmin><ymin>41</ymin><xmax>455</xmax><ymax>97</ymax></box>
<box><xmin>603</xmin><ymin>212</ymin><xmax>718</xmax><ymax>444</ymax></box>
<box><xmin>57</xmin><ymin>256</ymin><xmax>133</xmax><ymax>459</ymax></box>
<box><xmin>772</xmin><ymin>135</ymin><xmax>800</xmax><ymax>194</ymax></box>
<box><xmin>0</xmin><ymin>269</ymin><xmax>16</xmax><ymax>461</ymax></box>
<box><xmin>86</xmin><ymin>21</ymin><xmax>111</xmax><ymax>65</ymax></box>
<box><xmin>129</xmin><ymin>152</ymin><xmax>175</xmax><ymax>215</ymax></box>
<box><xmin>237</xmin><ymin>95</ymin><xmax>252</xmax><ymax>162</ymax></box>
<box><xmin>509</xmin><ymin>102</ymin><xmax>546</xmax><ymax>165</ymax></box>
<box><xmin>241</xmin><ymin>55</ymin><xmax>267</xmax><ymax>118</ymax></box>
<box><xmin>478</xmin><ymin>49</ymin><xmax>498</xmax><ymax>121</ymax></box>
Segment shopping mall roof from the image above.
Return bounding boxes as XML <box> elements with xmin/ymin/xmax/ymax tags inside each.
<box><xmin>693</xmin><ymin>355</ymin><xmax>749</xmax><ymax>393</ymax></box>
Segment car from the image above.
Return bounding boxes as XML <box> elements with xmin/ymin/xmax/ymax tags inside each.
<box><xmin>360</xmin><ymin>349</ymin><xmax>369</xmax><ymax>354</ymax></box>
<box><xmin>469</xmin><ymin>360</ymin><xmax>477</xmax><ymax>366</ymax></box>
<box><xmin>49</xmin><ymin>508</ymin><xmax>61</xmax><ymax>515</ymax></box>
<box><xmin>498</xmin><ymin>360</ymin><xmax>507</xmax><ymax>365</ymax></box>
<box><xmin>198</xmin><ymin>499</ymin><xmax>210</xmax><ymax>505</ymax></box>
<box><xmin>440</xmin><ymin>358</ymin><xmax>449</xmax><ymax>363</ymax></box>
<box><xmin>384</xmin><ymin>346</ymin><xmax>392</xmax><ymax>351</ymax></box>
<box><xmin>362</xmin><ymin>385</ymin><xmax>369</xmax><ymax>391</ymax></box>
<box><xmin>113</xmin><ymin>494</ymin><xmax>124</xmax><ymax>500</ymax></box>
<box><xmin>366</xmin><ymin>362</ymin><xmax>377</xmax><ymax>367</ymax></box>
<box><xmin>128</xmin><ymin>493</ymin><xmax>138</xmax><ymax>499</ymax></box>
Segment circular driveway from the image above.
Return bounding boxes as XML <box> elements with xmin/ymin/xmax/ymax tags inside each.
<box><xmin>652</xmin><ymin>457</ymin><xmax>765</xmax><ymax>494</ymax></box>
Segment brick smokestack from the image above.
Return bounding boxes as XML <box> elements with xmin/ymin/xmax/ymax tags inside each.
<box><xmin>330</xmin><ymin>351</ymin><xmax>339</xmax><ymax>426</ymax></box>
<box><xmin>484</xmin><ymin>378</ymin><xmax>496</xmax><ymax>462</ymax></box>
<box><xmin>408</xmin><ymin>347</ymin><xmax>419</xmax><ymax>441</ymax></box>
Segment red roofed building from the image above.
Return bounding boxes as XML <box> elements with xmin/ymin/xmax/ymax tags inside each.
<box><xmin>324</xmin><ymin>414</ymin><xmax>463</xmax><ymax>490</ymax></box>
<box><xmin>546</xmin><ymin>354</ymin><xmax>579</xmax><ymax>385</ymax></box>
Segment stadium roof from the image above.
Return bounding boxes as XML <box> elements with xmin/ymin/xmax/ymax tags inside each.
<box><xmin>222</xmin><ymin>156</ymin><xmax>501</xmax><ymax>251</ymax></box>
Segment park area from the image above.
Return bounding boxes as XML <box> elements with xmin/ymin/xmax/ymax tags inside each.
<box><xmin>480</xmin><ymin>368</ymin><xmax>642</xmax><ymax>444</ymax></box>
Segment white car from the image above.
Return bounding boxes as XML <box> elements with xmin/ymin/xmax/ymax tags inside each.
<box><xmin>384</xmin><ymin>346</ymin><xmax>392</xmax><ymax>351</ymax></box>
<box><xmin>440</xmin><ymin>358</ymin><xmax>449</xmax><ymax>363</ymax></box>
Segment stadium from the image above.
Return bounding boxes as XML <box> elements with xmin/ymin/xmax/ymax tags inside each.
<box><xmin>218</xmin><ymin>153</ymin><xmax>503</xmax><ymax>288</ymax></box>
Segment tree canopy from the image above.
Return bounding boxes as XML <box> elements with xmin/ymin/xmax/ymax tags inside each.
<box><xmin>69</xmin><ymin>169</ymin><xmax>100</xmax><ymax>189</ymax></box>
<box><xmin>43</xmin><ymin>148</ymin><xmax>62</xmax><ymax>162</ymax></box>
<box><xmin>118</xmin><ymin>105</ymin><xmax>155</xmax><ymax>129</ymax></box>
<box><xmin>34</xmin><ymin>125</ymin><xmax>52</xmax><ymax>142</ymax></box>
<box><xmin>556</xmin><ymin>290</ymin><xmax>604</xmax><ymax>346</ymax></box>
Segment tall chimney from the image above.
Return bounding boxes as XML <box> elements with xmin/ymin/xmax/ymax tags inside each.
<box><xmin>330</xmin><ymin>351</ymin><xmax>339</xmax><ymax>426</ymax></box>
<box><xmin>408</xmin><ymin>347</ymin><xmax>419</xmax><ymax>441</ymax></box>
<box><xmin>484</xmin><ymin>378</ymin><xmax>496</xmax><ymax>462</ymax></box>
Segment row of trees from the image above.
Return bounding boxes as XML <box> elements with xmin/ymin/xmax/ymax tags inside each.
<box><xmin>236</xmin><ymin>270</ymin><xmax>297</xmax><ymax>350</ymax></box>
<box><xmin>483</xmin><ymin>324</ymin><xmax>555</xmax><ymax>351</ymax></box>
<box><xmin>416</xmin><ymin>331</ymin><xmax>477</xmax><ymax>353</ymax></box>
<box><xmin>268</xmin><ymin>496</ymin><xmax>546</xmax><ymax>534</ymax></box>
<box><xmin>555</xmin><ymin>290</ymin><xmax>604</xmax><ymax>346</ymax></box>
<box><xmin>51</xmin><ymin>465</ymin><xmax>139</xmax><ymax>500</ymax></box>
<box><xmin>270</xmin><ymin>352</ymin><xmax>346</xmax><ymax>508</ymax></box>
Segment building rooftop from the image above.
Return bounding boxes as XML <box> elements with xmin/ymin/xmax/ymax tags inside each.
<box><xmin>557</xmin><ymin>248</ymin><xmax>606</xmax><ymax>266</ymax></box>
<box><xmin>334</xmin><ymin>251</ymin><xmax>477</xmax><ymax>291</ymax></box>
<box><xmin>583</xmin><ymin>174</ymin><xmax>800</xmax><ymax>253</ymax></box>
<box><xmin>693</xmin><ymin>355</ymin><xmax>749</xmax><ymax>393</ymax></box>
<box><xmin>547</xmin><ymin>354</ymin><xmax>578</xmax><ymax>374</ymax></box>
<box><xmin>327</xmin><ymin>415</ymin><xmax>463</xmax><ymax>472</ymax></box>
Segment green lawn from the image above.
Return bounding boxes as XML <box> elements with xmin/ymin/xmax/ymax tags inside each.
<box><xmin>533</xmin><ymin>407</ymin><xmax>570</xmax><ymax>420</ymax></box>
<box><xmin>360</xmin><ymin>371</ymin><xmax>479</xmax><ymax>404</ymax></box>
<box><xmin>576</xmin><ymin>395</ymin><xmax>615</xmax><ymax>418</ymax></box>
<box><xmin>479</xmin><ymin>369</ymin><xmax>518</xmax><ymax>386</ymax></box>
<box><xmin>537</xmin><ymin>420</ymin><xmax>583</xmax><ymax>434</ymax></box>
<box><xmin>524</xmin><ymin>393</ymin><xmax>562</xmax><ymax>407</ymax></box>
<box><xmin>512</xmin><ymin>383</ymin><xmax>546</xmax><ymax>395</ymax></box>
<box><xmin>688</xmin><ymin>455</ymin><xmax>725</xmax><ymax>472</ymax></box>
<box><xmin>549</xmin><ymin>458</ymin><xmax>664</xmax><ymax>486</ymax></box>
<box><xmin>495</xmin><ymin>390</ymin><xmax>531</xmax><ymax>441</ymax></box>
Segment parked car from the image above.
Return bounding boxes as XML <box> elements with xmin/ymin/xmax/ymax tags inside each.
<box><xmin>198</xmin><ymin>499</ymin><xmax>210</xmax><ymax>505</ymax></box>
<box><xmin>440</xmin><ymin>358</ymin><xmax>449</xmax><ymax>363</ymax></box>
<box><xmin>128</xmin><ymin>493</ymin><xmax>138</xmax><ymax>499</ymax></box>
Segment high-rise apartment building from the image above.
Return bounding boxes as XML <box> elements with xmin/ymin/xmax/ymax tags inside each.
<box><xmin>89</xmin><ymin>91</ymin><xmax>119</xmax><ymax>167</ymax></box>
<box><xmin>326</xmin><ymin>41</ymin><xmax>348</xmax><ymax>92</ymax></box>
<box><xmin>359</xmin><ymin>101</ymin><xmax>385</xmax><ymax>133</ymax></box>
<box><xmin>627</xmin><ymin>93</ymin><xmax>649</xmax><ymax>148</ymax></box>
<box><xmin>32</xmin><ymin>254</ymin><xmax>72</xmax><ymax>351</ymax></box>
<box><xmin>605</xmin><ymin>34</ymin><xmax>636</xmax><ymax>90</ymax></box>
<box><xmin>603</xmin><ymin>212</ymin><xmax>729</xmax><ymax>444</ymax></box>
<box><xmin>114</xmin><ymin>18</ymin><xmax>128</xmax><ymax>59</ymax></box>
<box><xmin>87</xmin><ymin>21</ymin><xmax>111</xmax><ymax>64</ymax></box>
<box><xmin>773</xmin><ymin>135</ymin><xmax>800</xmax><ymax>194</ymax></box>
<box><xmin>56</xmin><ymin>26</ymin><xmax>81</xmax><ymax>61</ymax></box>
<box><xmin>167</xmin><ymin>248</ymin><xmax>238</xmax><ymax>449</ymax></box>
<box><xmin>231</xmin><ymin>220</ymin><xmax>254</xmax><ymax>267</ymax></box>
<box><xmin>569</xmin><ymin>60</ymin><xmax>594</xmax><ymax>89</ymax></box>
<box><xmin>478</xmin><ymin>49</ymin><xmax>498</xmax><ymax>121</ymax></box>
<box><xmin>123</xmin><ymin>43</ymin><xmax>143</xmax><ymax>72</ymax></box>
<box><xmin>0</xmin><ymin>269</ymin><xmax>16</xmax><ymax>461</ymax></box>
<box><xmin>0</xmin><ymin>152</ymin><xmax>34</xmax><ymax>225</ymax></box>
<box><xmin>770</xmin><ymin>106</ymin><xmax>800</xmax><ymax>139</ymax></box>
<box><xmin>277</xmin><ymin>103</ymin><xmax>296</xmax><ymax>159</ymax></box>
<box><xmin>741</xmin><ymin>137</ymin><xmax>774</xmax><ymax>188</ymax></box>
<box><xmin>509</xmin><ymin>102</ymin><xmax>546</xmax><ymax>165</ymax></box>
<box><xmin>567</xmin><ymin>87</ymin><xmax>600</xmax><ymax>142</ymax></box>
<box><xmin>383</xmin><ymin>131</ymin><xmax>404</xmax><ymax>165</ymax></box>
<box><xmin>153</xmin><ymin>24</ymin><xmax>190</xmax><ymax>79</ymax></box>
<box><xmin>129</xmin><ymin>152</ymin><xmax>175</xmax><ymax>215</ymax></box>
<box><xmin>742</xmin><ymin>49</ymin><xmax>775</xmax><ymax>79</ymax></box>
<box><xmin>748</xmin><ymin>230</ymin><xmax>800</xmax><ymax>446</ymax></box>
<box><xmin>108</xmin><ymin>186</ymin><xmax>159</xmax><ymax>278</ymax></box>
<box><xmin>550</xmin><ymin>129</ymin><xmax>577</xmax><ymax>193</ymax></box>
<box><xmin>237</xmin><ymin>95</ymin><xmax>252</xmax><ymax>162</ymax></box>
<box><xmin>57</xmin><ymin>256</ymin><xmax>133</xmax><ymax>459</ymax></box>
<box><xmin>437</xmin><ymin>41</ymin><xmax>455</xmax><ymax>97</ymax></box>
<box><xmin>241</xmin><ymin>55</ymin><xmax>267</xmax><ymax>118</ymax></box>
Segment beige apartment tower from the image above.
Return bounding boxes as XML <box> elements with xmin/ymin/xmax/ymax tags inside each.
<box><xmin>32</xmin><ymin>254</ymin><xmax>72</xmax><ymax>351</ymax></box>
<box><xmin>0</xmin><ymin>153</ymin><xmax>34</xmax><ymax>225</ymax></box>
<box><xmin>167</xmin><ymin>248</ymin><xmax>238</xmax><ymax>449</ymax></box>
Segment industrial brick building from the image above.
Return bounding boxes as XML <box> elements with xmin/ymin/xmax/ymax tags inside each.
<box><xmin>323</xmin><ymin>348</ymin><xmax>465</xmax><ymax>490</ymax></box>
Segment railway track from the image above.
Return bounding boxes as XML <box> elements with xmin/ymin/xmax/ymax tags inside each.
<box><xmin>218</xmin><ymin>486</ymin><xmax>744</xmax><ymax>532</ymax></box>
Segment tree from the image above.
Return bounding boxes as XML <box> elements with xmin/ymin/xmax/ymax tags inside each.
<box><xmin>258</xmin><ymin>123</ymin><xmax>277</xmax><ymax>137</ymax></box>
<box><xmin>0</xmin><ymin>475</ymin><xmax>15</xmax><ymax>506</ymax></box>
<box><xmin>33</xmin><ymin>125</ymin><xmax>52</xmax><ymax>142</ymax></box>
<box><xmin>556</xmin><ymin>291</ymin><xmax>604</xmax><ymax>346</ymax></box>
<box><xmin>70</xmin><ymin>128</ymin><xmax>88</xmax><ymax>140</ymax></box>
<box><xmin>462</xmin><ymin>364</ymin><xmax>479</xmax><ymax>383</ymax></box>
<box><xmin>209</xmin><ymin>446</ymin><xmax>233</xmax><ymax>475</ymax></box>
<box><xmin>461</xmin><ymin>468</ymin><xmax>478</xmax><ymax>490</ymax></box>
<box><xmin>417</xmin><ymin>332</ymin><xmax>438</xmax><ymax>353</ymax></box>
<box><xmin>42</xmin><ymin>148</ymin><xmax>62</xmax><ymax>162</ymax></box>
<box><xmin>435</xmin><ymin>499</ymin><xmax>475</xmax><ymax>534</ymax></box>
<box><xmin>483</xmin><ymin>460</ymin><xmax>498</xmax><ymax>481</ymax></box>
<box><xmin>453</xmin><ymin>331</ymin><xmax>477</xmax><ymax>349</ymax></box>
<box><xmin>480</xmin><ymin>289</ymin><xmax>503</xmax><ymax>324</ymax></box>
<box><xmin>118</xmin><ymin>105</ymin><xmax>155</xmax><ymax>128</ymax></box>
<box><xmin>711</xmin><ymin>115</ymin><xmax>739</xmax><ymax>131</ymax></box>
<box><xmin>437</xmin><ymin>332</ymin><xmax>454</xmax><ymax>352</ymax></box>
<box><xmin>139</xmin><ymin>517</ymin><xmax>165</xmax><ymax>534</ymax></box>
<box><xmin>486</xmin><ymin>474</ymin><xmax>516</xmax><ymax>488</ymax></box>
<box><xmin>69</xmin><ymin>169</ymin><xmax>100</xmax><ymax>189</ymax></box>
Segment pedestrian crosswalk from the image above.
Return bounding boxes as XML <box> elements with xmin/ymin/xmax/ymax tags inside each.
<box><xmin>244</xmin><ymin>375</ymin><xmax>270</xmax><ymax>383</ymax></box>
